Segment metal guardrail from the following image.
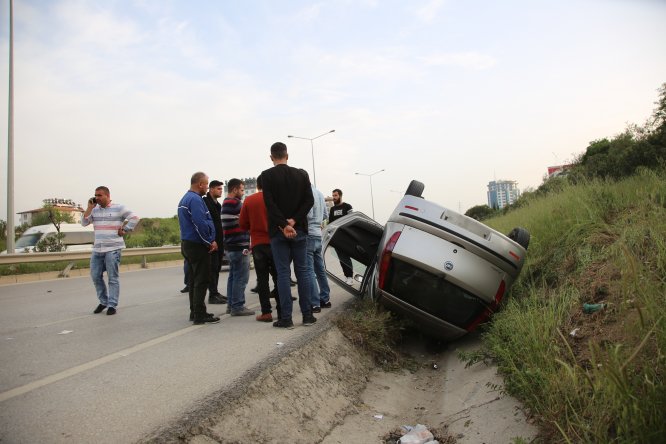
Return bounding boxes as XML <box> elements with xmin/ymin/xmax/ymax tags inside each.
<box><xmin>0</xmin><ymin>246</ymin><xmax>181</xmax><ymax>265</ymax></box>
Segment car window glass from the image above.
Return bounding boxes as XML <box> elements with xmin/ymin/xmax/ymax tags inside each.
<box><xmin>385</xmin><ymin>258</ymin><xmax>486</xmax><ymax>329</ymax></box>
<box><xmin>323</xmin><ymin>247</ymin><xmax>367</xmax><ymax>287</ymax></box>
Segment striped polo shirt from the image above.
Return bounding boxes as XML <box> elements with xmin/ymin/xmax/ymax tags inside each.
<box><xmin>82</xmin><ymin>203</ymin><xmax>139</xmax><ymax>253</ymax></box>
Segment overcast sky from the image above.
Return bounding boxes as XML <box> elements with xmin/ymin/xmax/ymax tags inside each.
<box><xmin>1</xmin><ymin>0</ymin><xmax>665</xmax><ymax>224</ymax></box>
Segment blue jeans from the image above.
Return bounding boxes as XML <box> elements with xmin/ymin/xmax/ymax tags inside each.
<box><xmin>226</xmin><ymin>249</ymin><xmax>250</xmax><ymax>312</ymax></box>
<box><xmin>270</xmin><ymin>230</ymin><xmax>312</xmax><ymax>321</ymax></box>
<box><xmin>90</xmin><ymin>249</ymin><xmax>122</xmax><ymax>308</ymax></box>
<box><xmin>307</xmin><ymin>235</ymin><xmax>330</xmax><ymax>307</ymax></box>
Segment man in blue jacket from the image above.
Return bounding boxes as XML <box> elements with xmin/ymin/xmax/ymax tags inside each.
<box><xmin>178</xmin><ymin>172</ymin><xmax>220</xmax><ymax>324</ymax></box>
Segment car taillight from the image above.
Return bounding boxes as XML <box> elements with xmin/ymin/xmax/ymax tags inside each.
<box><xmin>494</xmin><ymin>279</ymin><xmax>506</xmax><ymax>305</ymax></box>
<box><xmin>465</xmin><ymin>279</ymin><xmax>506</xmax><ymax>332</ymax></box>
<box><xmin>378</xmin><ymin>231</ymin><xmax>401</xmax><ymax>289</ymax></box>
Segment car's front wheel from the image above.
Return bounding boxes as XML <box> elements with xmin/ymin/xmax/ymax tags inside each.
<box><xmin>508</xmin><ymin>227</ymin><xmax>530</xmax><ymax>250</ymax></box>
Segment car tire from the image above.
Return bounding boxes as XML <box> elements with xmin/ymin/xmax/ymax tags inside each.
<box><xmin>405</xmin><ymin>180</ymin><xmax>425</xmax><ymax>197</ymax></box>
<box><xmin>508</xmin><ymin>227</ymin><xmax>530</xmax><ymax>250</ymax></box>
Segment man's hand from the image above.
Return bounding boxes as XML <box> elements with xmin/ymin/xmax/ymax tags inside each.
<box><xmin>117</xmin><ymin>227</ymin><xmax>126</xmax><ymax>236</ymax></box>
<box><xmin>282</xmin><ymin>225</ymin><xmax>297</xmax><ymax>239</ymax></box>
<box><xmin>209</xmin><ymin>241</ymin><xmax>219</xmax><ymax>252</ymax></box>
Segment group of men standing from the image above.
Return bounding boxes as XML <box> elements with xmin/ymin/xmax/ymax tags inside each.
<box><xmin>82</xmin><ymin>142</ymin><xmax>355</xmax><ymax>324</ymax></box>
<box><xmin>176</xmin><ymin>141</ymin><xmax>353</xmax><ymax>329</ymax></box>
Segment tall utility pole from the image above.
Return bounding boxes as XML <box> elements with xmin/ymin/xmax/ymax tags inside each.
<box><xmin>6</xmin><ymin>0</ymin><xmax>15</xmax><ymax>253</ymax></box>
<box><xmin>355</xmin><ymin>169</ymin><xmax>385</xmax><ymax>220</ymax></box>
<box><xmin>287</xmin><ymin>129</ymin><xmax>335</xmax><ymax>188</ymax></box>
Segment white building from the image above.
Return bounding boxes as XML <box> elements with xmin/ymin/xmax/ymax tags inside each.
<box><xmin>487</xmin><ymin>180</ymin><xmax>520</xmax><ymax>209</ymax></box>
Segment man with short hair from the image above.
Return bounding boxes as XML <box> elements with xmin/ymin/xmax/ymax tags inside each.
<box><xmin>261</xmin><ymin>142</ymin><xmax>315</xmax><ymax>329</ymax></box>
<box><xmin>239</xmin><ymin>174</ymin><xmax>281</xmax><ymax>322</ymax></box>
<box><xmin>203</xmin><ymin>180</ymin><xmax>227</xmax><ymax>304</ymax></box>
<box><xmin>178</xmin><ymin>172</ymin><xmax>220</xmax><ymax>325</ymax></box>
<box><xmin>83</xmin><ymin>186</ymin><xmax>140</xmax><ymax>316</ymax></box>
<box><xmin>329</xmin><ymin>188</ymin><xmax>354</xmax><ymax>284</ymax></box>
<box><xmin>222</xmin><ymin>178</ymin><xmax>254</xmax><ymax>316</ymax></box>
<box><xmin>307</xmin><ymin>185</ymin><xmax>331</xmax><ymax>313</ymax></box>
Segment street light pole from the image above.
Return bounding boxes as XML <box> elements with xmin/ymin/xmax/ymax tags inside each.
<box><xmin>355</xmin><ymin>169</ymin><xmax>385</xmax><ymax>220</ymax></box>
<box><xmin>287</xmin><ymin>129</ymin><xmax>335</xmax><ymax>188</ymax></box>
<box><xmin>6</xmin><ymin>0</ymin><xmax>15</xmax><ymax>253</ymax></box>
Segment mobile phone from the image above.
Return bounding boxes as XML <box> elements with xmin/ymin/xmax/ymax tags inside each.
<box><xmin>90</xmin><ymin>197</ymin><xmax>97</xmax><ymax>204</ymax></box>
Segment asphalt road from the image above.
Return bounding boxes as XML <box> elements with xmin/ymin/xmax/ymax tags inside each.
<box><xmin>0</xmin><ymin>265</ymin><xmax>353</xmax><ymax>443</ymax></box>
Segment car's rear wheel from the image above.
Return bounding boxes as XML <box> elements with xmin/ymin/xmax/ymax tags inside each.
<box><xmin>508</xmin><ymin>227</ymin><xmax>530</xmax><ymax>250</ymax></box>
<box><xmin>405</xmin><ymin>180</ymin><xmax>425</xmax><ymax>197</ymax></box>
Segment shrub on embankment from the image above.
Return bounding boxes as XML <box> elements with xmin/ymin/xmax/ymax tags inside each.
<box><xmin>476</xmin><ymin>168</ymin><xmax>666</xmax><ymax>443</ymax></box>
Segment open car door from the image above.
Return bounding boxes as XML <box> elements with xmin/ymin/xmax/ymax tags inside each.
<box><xmin>322</xmin><ymin>212</ymin><xmax>384</xmax><ymax>297</ymax></box>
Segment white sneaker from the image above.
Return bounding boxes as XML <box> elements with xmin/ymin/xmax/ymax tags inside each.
<box><xmin>345</xmin><ymin>277</ymin><xmax>354</xmax><ymax>285</ymax></box>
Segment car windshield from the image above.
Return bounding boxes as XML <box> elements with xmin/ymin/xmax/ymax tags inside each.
<box><xmin>384</xmin><ymin>258</ymin><xmax>487</xmax><ymax>328</ymax></box>
<box><xmin>15</xmin><ymin>233</ymin><xmax>43</xmax><ymax>248</ymax></box>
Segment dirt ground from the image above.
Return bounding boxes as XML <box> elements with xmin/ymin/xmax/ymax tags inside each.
<box><xmin>142</xmin><ymin>326</ymin><xmax>537</xmax><ymax>444</ymax></box>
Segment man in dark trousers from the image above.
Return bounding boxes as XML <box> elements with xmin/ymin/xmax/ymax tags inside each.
<box><xmin>239</xmin><ymin>174</ymin><xmax>281</xmax><ymax>322</ymax></box>
<box><xmin>202</xmin><ymin>180</ymin><xmax>227</xmax><ymax>304</ymax></box>
<box><xmin>328</xmin><ymin>188</ymin><xmax>355</xmax><ymax>284</ymax></box>
<box><xmin>261</xmin><ymin>142</ymin><xmax>315</xmax><ymax>329</ymax></box>
<box><xmin>177</xmin><ymin>172</ymin><xmax>220</xmax><ymax>325</ymax></box>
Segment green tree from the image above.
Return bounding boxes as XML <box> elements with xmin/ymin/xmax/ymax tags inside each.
<box><xmin>30</xmin><ymin>206</ymin><xmax>75</xmax><ymax>231</ymax></box>
<box><xmin>465</xmin><ymin>204</ymin><xmax>496</xmax><ymax>221</ymax></box>
<box><xmin>35</xmin><ymin>232</ymin><xmax>67</xmax><ymax>252</ymax></box>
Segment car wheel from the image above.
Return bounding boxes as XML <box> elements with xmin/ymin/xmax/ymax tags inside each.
<box><xmin>405</xmin><ymin>180</ymin><xmax>425</xmax><ymax>197</ymax></box>
<box><xmin>508</xmin><ymin>227</ymin><xmax>530</xmax><ymax>250</ymax></box>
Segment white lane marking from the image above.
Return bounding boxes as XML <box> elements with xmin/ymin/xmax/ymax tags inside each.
<box><xmin>0</xmin><ymin>324</ymin><xmax>202</xmax><ymax>403</ymax></box>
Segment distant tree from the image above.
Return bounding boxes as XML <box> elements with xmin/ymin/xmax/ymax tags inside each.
<box><xmin>575</xmin><ymin>82</ymin><xmax>666</xmax><ymax>180</ymax></box>
<box><xmin>465</xmin><ymin>205</ymin><xmax>496</xmax><ymax>221</ymax></box>
<box><xmin>0</xmin><ymin>219</ymin><xmax>6</xmax><ymax>240</ymax></box>
<box><xmin>30</xmin><ymin>206</ymin><xmax>75</xmax><ymax>232</ymax></box>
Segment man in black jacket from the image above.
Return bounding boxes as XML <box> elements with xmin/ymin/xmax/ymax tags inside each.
<box><xmin>261</xmin><ymin>142</ymin><xmax>315</xmax><ymax>329</ymax></box>
<box><xmin>203</xmin><ymin>180</ymin><xmax>227</xmax><ymax>304</ymax></box>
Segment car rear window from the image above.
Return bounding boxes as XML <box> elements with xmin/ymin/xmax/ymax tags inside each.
<box><xmin>384</xmin><ymin>258</ymin><xmax>487</xmax><ymax>329</ymax></box>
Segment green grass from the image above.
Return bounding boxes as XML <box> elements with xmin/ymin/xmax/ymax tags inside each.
<box><xmin>333</xmin><ymin>297</ymin><xmax>416</xmax><ymax>371</ymax></box>
<box><xmin>476</xmin><ymin>168</ymin><xmax>666</xmax><ymax>443</ymax></box>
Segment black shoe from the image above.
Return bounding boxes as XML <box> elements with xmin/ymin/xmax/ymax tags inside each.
<box><xmin>193</xmin><ymin>315</ymin><xmax>220</xmax><ymax>325</ymax></box>
<box><xmin>250</xmin><ymin>286</ymin><xmax>258</xmax><ymax>293</ymax></box>
<box><xmin>312</xmin><ymin>306</ymin><xmax>321</xmax><ymax>313</ymax></box>
<box><xmin>270</xmin><ymin>289</ymin><xmax>279</xmax><ymax>299</ymax></box>
<box><xmin>93</xmin><ymin>304</ymin><xmax>107</xmax><ymax>314</ymax></box>
<box><xmin>190</xmin><ymin>312</ymin><xmax>215</xmax><ymax>321</ymax></box>
<box><xmin>290</xmin><ymin>278</ymin><xmax>297</xmax><ymax>287</ymax></box>
<box><xmin>302</xmin><ymin>314</ymin><xmax>317</xmax><ymax>326</ymax></box>
<box><xmin>208</xmin><ymin>293</ymin><xmax>228</xmax><ymax>304</ymax></box>
<box><xmin>273</xmin><ymin>319</ymin><xmax>294</xmax><ymax>329</ymax></box>
<box><xmin>321</xmin><ymin>301</ymin><xmax>332</xmax><ymax>309</ymax></box>
<box><xmin>107</xmin><ymin>307</ymin><xmax>117</xmax><ymax>315</ymax></box>
<box><xmin>180</xmin><ymin>286</ymin><xmax>190</xmax><ymax>293</ymax></box>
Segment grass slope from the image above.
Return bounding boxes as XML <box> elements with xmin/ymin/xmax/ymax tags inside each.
<box><xmin>475</xmin><ymin>168</ymin><xmax>666</xmax><ymax>443</ymax></box>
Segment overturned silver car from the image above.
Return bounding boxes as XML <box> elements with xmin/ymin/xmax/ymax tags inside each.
<box><xmin>322</xmin><ymin>180</ymin><xmax>530</xmax><ymax>341</ymax></box>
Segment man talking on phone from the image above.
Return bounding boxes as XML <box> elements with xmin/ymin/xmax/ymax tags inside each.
<box><xmin>83</xmin><ymin>186</ymin><xmax>139</xmax><ymax>316</ymax></box>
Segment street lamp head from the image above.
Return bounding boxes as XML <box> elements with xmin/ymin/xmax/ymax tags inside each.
<box><xmin>287</xmin><ymin>135</ymin><xmax>294</xmax><ymax>138</ymax></box>
<box><xmin>329</xmin><ymin>129</ymin><xmax>336</xmax><ymax>133</ymax></box>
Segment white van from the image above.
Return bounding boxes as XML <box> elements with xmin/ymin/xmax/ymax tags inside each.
<box><xmin>3</xmin><ymin>223</ymin><xmax>95</xmax><ymax>254</ymax></box>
